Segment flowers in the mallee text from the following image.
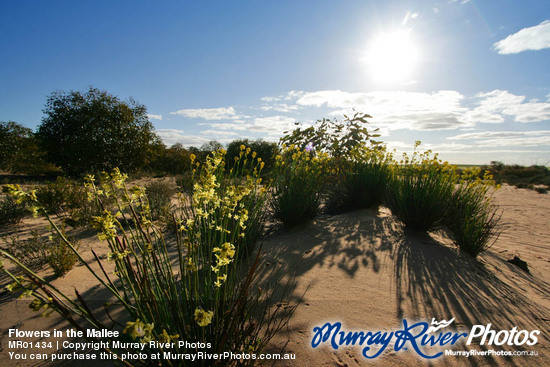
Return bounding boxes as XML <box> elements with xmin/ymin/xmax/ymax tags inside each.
<box><xmin>311</xmin><ymin>319</ymin><xmax>540</xmax><ymax>360</ymax></box>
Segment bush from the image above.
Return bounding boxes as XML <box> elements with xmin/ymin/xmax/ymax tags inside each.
<box><xmin>2</xmin><ymin>227</ymin><xmax>79</xmax><ymax>276</ymax></box>
<box><xmin>385</xmin><ymin>144</ymin><xmax>456</xmax><ymax>231</ymax></box>
<box><xmin>175</xmin><ymin>171</ymin><xmax>194</xmax><ymax>193</ymax></box>
<box><xmin>35</xmin><ymin>177</ymin><xmax>87</xmax><ymax>214</ymax></box>
<box><xmin>1</xmin><ymin>164</ymin><xmax>291</xmax><ymax>366</ymax></box>
<box><xmin>325</xmin><ymin>145</ymin><xmax>392</xmax><ymax>214</ymax></box>
<box><xmin>1</xmin><ymin>230</ymin><xmax>49</xmax><ymax>269</ymax></box>
<box><xmin>45</xmin><ymin>226</ymin><xmax>79</xmax><ymax>277</ymax></box>
<box><xmin>145</xmin><ymin>180</ymin><xmax>176</xmax><ymax>221</ymax></box>
<box><xmin>484</xmin><ymin>161</ymin><xmax>550</xmax><ymax>189</ymax></box>
<box><xmin>148</xmin><ymin>143</ymin><xmax>192</xmax><ymax>175</ymax></box>
<box><xmin>182</xmin><ymin>148</ymin><xmax>269</xmax><ymax>258</ymax></box>
<box><xmin>34</xmin><ymin>177</ymin><xmax>95</xmax><ymax>227</ymax></box>
<box><xmin>270</xmin><ymin>146</ymin><xmax>326</xmax><ymax>228</ymax></box>
<box><xmin>0</xmin><ymin>195</ymin><xmax>27</xmax><ymax>227</ymax></box>
<box><xmin>444</xmin><ymin>169</ymin><xmax>501</xmax><ymax>257</ymax></box>
<box><xmin>226</xmin><ymin>139</ymin><xmax>278</xmax><ymax>174</ymax></box>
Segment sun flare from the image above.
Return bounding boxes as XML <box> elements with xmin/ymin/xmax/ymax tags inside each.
<box><xmin>365</xmin><ymin>30</ymin><xmax>419</xmax><ymax>83</ymax></box>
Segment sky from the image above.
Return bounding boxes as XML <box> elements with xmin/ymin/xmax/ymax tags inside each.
<box><xmin>1</xmin><ymin>0</ymin><xmax>550</xmax><ymax>165</ymax></box>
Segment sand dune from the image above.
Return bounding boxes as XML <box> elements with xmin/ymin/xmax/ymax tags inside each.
<box><xmin>1</xmin><ymin>184</ymin><xmax>548</xmax><ymax>366</ymax></box>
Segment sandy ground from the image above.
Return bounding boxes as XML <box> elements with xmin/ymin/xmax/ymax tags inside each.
<box><xmin>1</xmin><ymin>184</ymin><xmax>548</xmax><ymax>366</ymax></box>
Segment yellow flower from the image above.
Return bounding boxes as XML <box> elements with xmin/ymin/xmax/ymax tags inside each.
<box><xmin>194</xmin><ymin>308</ymin><xmax>214</xmax><ymax>327</ymax></box>
<box><xmin>91</xmin><ymin>210</ymin><xmax>119</xmax><ymax>241</ymax></box>
<box><xmin>213</xmin><ymin>242</ymin><xmax>235</xmax><ymax>260</ymax></box>
<box><xmin>158</xmin><ymin>329</ymin><xmax>180</xmax><ymax>343</ymax></box>
<box><xmin>107</xmin><ymin>250</ymin><xmax>131</xmax><ymax>262</ymax></box>
<box><xmin>184</xmin><ymin>257</ymin><xmax>197</xmax><ymax>272</ymax></box>
<box><xmin>214</xmin><ymin>274</ymin><xmax>227</xmax><ymax>288</ymax></box>
<box><xmin>123</xmin><ymin>319</ymin><xmax>154</xmax><ymax>341</ymax></box>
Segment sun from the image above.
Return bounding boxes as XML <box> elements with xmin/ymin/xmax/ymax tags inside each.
<box><xmin>365</xmin><ymin>30</ymin><xmax>419</xmax><ymax>83</ymax></box>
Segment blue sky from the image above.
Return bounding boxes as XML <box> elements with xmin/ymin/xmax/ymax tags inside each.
<box><xmin>1</xmin><ymin>0</ymin><xmax>550</xmax><ymax>165</ymax></box>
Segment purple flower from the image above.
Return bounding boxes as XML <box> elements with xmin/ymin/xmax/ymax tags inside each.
<box><xmin>305</xmin><ymin>142</ymin><xmax>314</xmax><ymax>152</ymax></box>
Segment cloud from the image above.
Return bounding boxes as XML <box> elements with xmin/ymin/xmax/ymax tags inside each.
<box><xmin>147</xmin><ymin>114</ymin><xmax>163</xmax><ymax>120</ymax></box>
<box><xmin>199</xmin><ymin>115</ymin><xmax>297</xmax><ymax>136</ymax></box>
<box><xmin>470</xmin><ymin>90</ymin><xmax>550</xmax><ymax>123</ymax></box>
<box><xmin>493</xmin><ymin>20</ymin><xmax>550</xmax><ymax>54</ymax></box>
<box><xmin>200</xmin><ymin>130</ymin><xmax>238</xmax><ymax>137</ymax></box>
<box><xmin>201</xmin><ymin>122</ymin><xmax>249</xmax><ymax>131</ymax></box>
<box><xmin>296</xmin><ymin>90</ymin><xmax>470</xmax><ymax>131</ymax></box>
<box><xmin>170</xmin><ymin>107</ymin><xmax>239</xmax><ymax>120</ymax></box>
<box><xmin>260</xmin><ymin>103</ymin><xmax>300</xmax><ymax>112</ymax></box>
<box><xmin>448</xmin><ymin>130</ymin><xmax>550</xmax><ymax>147</ymax></box>
<box><xmin>250</xmin><ymin>116</ymin><xmax>297</xmax><ymax>134</ymax></box>
<box><xmin>155</xmin><ymin>129</ymin><xmax>211</xmax><ymax>147</ymax></box>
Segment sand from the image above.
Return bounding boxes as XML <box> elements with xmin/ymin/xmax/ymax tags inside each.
<box><xmin>1</xmin><ymin>184</ymin><xmax>549</xmax><ymax>366</ymax></box>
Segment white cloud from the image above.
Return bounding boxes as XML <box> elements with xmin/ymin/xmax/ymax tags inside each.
<box><xmin>493</xmin><ymin>20</ymin><xmax>550</xmax><ymax>54</ymax></box>
<box><xmin>250</xmin><ymin>116</ymin><xmax>297</xmax><ymax>134</ymax></box>
<box><xmin>198</xmin><ymin>115</ymin><xmax>297</xmax><ymax>136</ymax></box>
<box><xmin>448</xmin><ymin>130</ymin><xmax>550</xmax><ymax>148</ymax></box>
<box><xmin>470</xmin><ymin>90</ymin><xmax>550</xmax><ymax>123</ymax></box>
<box><xmin>170</xmin><ymin>107</ymin><xmax>239</xmax><ymax>120</ymax></box>
<box><xmin>147</xmin><ymin>114</ymin><xmax>163</xmax><ymax>120</ymax></box>
<box><xmin>201</xmin><ymin>122</ymin><xmax>249</xmax><ymax>131</ymax></box>
<box><xmin>155</xmin><ymin>129</ymin><xmax>211</xmax><ymax>147</ymax></box>
<box><xmin>449</xmin><ymin>130</ymin><xmax>550</xmax><ymax>140</ymax></box>
<box><xmin>200</xmin><ymin>130</ymin><xmax>238</xmax><ymax>137</ymax></box>
<box><xmin>296</xmin><ymin>90</ymin><xmax>470</xmax><ymax>131</ymax></box>
<box><xmin>260</xmin><ymin>103</ymin><xmax>300</xmax><ymax>112</ymax></box>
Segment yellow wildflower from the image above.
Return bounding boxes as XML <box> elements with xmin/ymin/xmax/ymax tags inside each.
<box><xmin>158</xmin><ymin>329</ymin><xmax>180</xmax><ymax>344</ymax></box>
<box><xmin>123</xmin><ymin>319</ymin><xmax>154</xmax><ymax>341</ymax></box>
<box><xmin>194</xmin><ymin>308</ymin><xmax>214</xmax><ymax>327</ymax></box>
<box><xmin>213</xmin><ymin>242</ymin><xmax>235</xmax><ymax>260</ymax></box>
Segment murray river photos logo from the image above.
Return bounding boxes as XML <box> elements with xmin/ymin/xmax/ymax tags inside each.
<box><xmin>311</xmin><ymin>318</ymin><xmax>540</xmax><ymax>359</ymax></box>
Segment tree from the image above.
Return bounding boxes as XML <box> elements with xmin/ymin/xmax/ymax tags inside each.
<box><xmin>0</xmin><ymin>121</ymin><xmax>52</xmax><ymax>174</ymax></box>
<box><xmin>279</xmin><ymin>111</ymin><xmax>380</xmax><ymax>158</ymax></box>
<box><xmin>148</xmin><ymin>143</ymin><xmax>193</xmax><ymax>175</ymax></box>
<box><xmin>225</xmin><ymin>139</ymin><xmax>278</xmax><ymax>172</ymax></box>
<box><xmin>37</xmin><ymin>87</ymin><xmax>161</xmax><ymax>176</ymax></box>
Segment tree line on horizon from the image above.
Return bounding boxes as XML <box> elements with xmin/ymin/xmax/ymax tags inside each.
<box><xmin>0</xmin><ymin>87</ymin><xmax>277</xmax><ymax>178</ymax></box>
<box><xmin>1</xmin><ymin>87</ymin><xmax>548</xmax><ymax>190</ymax></box>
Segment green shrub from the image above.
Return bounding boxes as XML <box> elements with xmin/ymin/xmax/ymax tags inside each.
<box><xmin>33</xmin><ymin>177</ymin><xmax>97</xmax><ymax>227</ymax></box>
<box><xmin>0</xmin><ymin>195</ymin><xmax>27</xmax><ymax>227</ymax></box>
<box><xmin>175</xmin><ymin>171</ymin><xmax>194</xmax><ymax>193</ymax></box>
<box><xmin>226</xmin><ymin>139</ymin><xmax>278</xmax><ymax>174</ymax></box>
<box><xmin>325</xmin><ymin>145</ymin><xmax>392</xmax><ymax>213</ymax></box>
<box><xmin>45</xmin><ymin>226</ymin><xmax>79</xmax><ymax>276</ymax></box>
<box><xmin>270</xmin><ymin>146</ymin><xmax>326</xmax><ymax>228</ymax></box>
<box><xmin>535</xmin><ymin>186</ymin><xmax>548</xmax><ymax>194</ymax></box>
<box><xmin>2</xmin><ymin>227</ymin><xmax>79</xmax><ymax>275</ymax></box>
<box><xmin>484</xmin><ymin>161</ymin><xmax>550</xmax><ymax>189</ymax></box>
<box><xmin>444</xmin><ymin>169</ymin><xmax>501</xmax><ymax>257</ymax></box>
<box><xmin>385</xmin><ymin>143</ymin><xmax>456</xmax><ymax>231</ymax></box>
<box><xmin>1</xmin><ymin>164</ymin><xmax>291</xmax><ymax>366</ymax></box>
<box><xmin>183</xmin><ymin>147</ymin><xmax>269</xmax><ymax>257</ymax></box>
<box><xmin>1</xmin><ymin>230</ymin><xmax>49</xmax><ymax>269</ymax></box>
<box><xmin>145</xmin><ymin>180</ymin><xmax>176</xmax><ymax>221</ymax></box>
<box><xmin>35</xmin><ymin>177</ymin><xmax>88</xmax><ymax>213</ymax></box>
